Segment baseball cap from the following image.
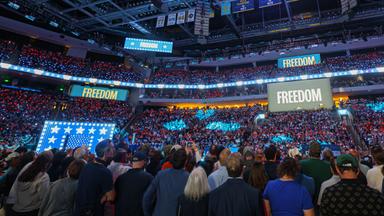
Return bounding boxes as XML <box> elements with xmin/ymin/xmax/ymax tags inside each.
<box><xmin>132</xmin><ymin>152</ymin><xmax>146</xmax><ymax>162</ymax></box>
<box><xmin>336</xmin><ymin>154</ymin><xmax>358</xmax><ymax>168</ymax></box>
<box><xmin>5</xmin><ymin>152</ymin><xmax>20</xmax><ymax>162</ymax></box>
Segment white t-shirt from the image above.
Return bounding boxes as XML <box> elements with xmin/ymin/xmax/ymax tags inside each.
<box><xmin>367</xmin><ymin>165</ymin><xmax>384</xmax><ymax>192</ymax></box>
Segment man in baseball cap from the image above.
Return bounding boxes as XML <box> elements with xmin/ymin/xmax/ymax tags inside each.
<box><xmin>115</xmin><ymin>152</ymin><xmax>152</xmax><ymax>216</ymax></box>
<box><xmin>320</xmin><ymin>154</ymin><xmax>384</xmax><ymax>216</ymax></box>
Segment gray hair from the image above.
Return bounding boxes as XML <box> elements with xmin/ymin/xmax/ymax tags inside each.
<box><xmin>184</xmin><ymin>167</ymin><xmax>209</xmax><ymax>201</ymax></box>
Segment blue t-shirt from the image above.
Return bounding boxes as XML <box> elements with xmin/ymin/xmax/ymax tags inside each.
<box><xmin>263</xmin><ymin>179</ymin><xmax>313</xmax><ymax>216</ymax></box>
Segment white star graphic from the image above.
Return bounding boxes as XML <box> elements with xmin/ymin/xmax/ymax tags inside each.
<box><xmin>99</xmin><ymin>128</ymin><xmax>107</xmax><ymax>135</ymax></box>
<box><xmin>48</xmin><ymin>136</ymin><xmax>57</xmax><ymax>144</ymax></box>
<box><xmin>89</xmin><ymin>127</ymin><xmax>96</xmax><ymax>134</ymax></box>
<box><xmin>51</xmin><ymin>125</ymin><xmax>60</xmax><ymax>134</ymax></box>
<box><xmin>64</xmin><ymin>126</ymin><xmax>72</xmax><ymax>134</ymax></box>
<box><xmin>76</xmin><ymin>126</ymin><xmax>85</xmax><ymax>134</ymax></box>
<box><xmin>97</xmin><ymin>137</ymin><xmax>105</xmax><ymax>143</ymax></box>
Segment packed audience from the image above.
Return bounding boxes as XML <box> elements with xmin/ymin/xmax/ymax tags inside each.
<box><xmin>0</xmin><ymin>88</ymin><xmax>133</xmax><ymax>148</ymax></box>
<box><xmin>17</xmin><ymin>45</ymin><xmax>143</xmax><ymax>82</ymax></box>
<box><xmin>145</xmin><ymin>74</ymin><xmax>384</xmax><ymax>99</ymax></box>
<box><xmin>0</xmin><ymin>134</ymin><xmax>383</xmax><ymax>216</ymax></box>
<box><xmin>0</xmin><ymin>40</ymin><xmax>17</xmax><ymax>62</ymax></box>
<box><xmin>150</xmin><ymin>52</ymin><xmax>384</xmax><ymax>85</ymax></box>
<box><xmin>131</xmin><ymin>106</ymin><xmax>354</xmax><ymax>154</ymax></box>
<box><xmin>346</xmin><ymin>97</ymin><xmax>384</xmax><ymax>147</ymax></box>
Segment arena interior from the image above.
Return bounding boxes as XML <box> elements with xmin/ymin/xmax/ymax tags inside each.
<box><xmin>0</xmin><ymin>0</ymin><xmax>384</xmax><ymax>216</ymax></box>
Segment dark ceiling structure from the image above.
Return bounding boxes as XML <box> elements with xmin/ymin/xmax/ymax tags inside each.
<box><xmin>1</xmin><ymin>0</ymin><xmax>384</xmax><ymax>55</ymax></box>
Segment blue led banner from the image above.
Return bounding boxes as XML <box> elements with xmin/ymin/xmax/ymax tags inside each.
<box><xmin>36</xmin><ymin>121</ymin><xmax>115</xmax><ymax>153</ymax></box>
<box><xmin>124</xmin><ymin>37</ymin><xmax>173</xmax><ymax>53</ymax></box>
<box><xmin>232</xmin><ymin>0</ymin><xmax>255</xmax><ymax>13</ymax></box>
<box><xmin>70</xmin><ymin>85</ymin><xmax>129</xmax><ymax>101</ymax></box>
<box><xmin>1</xmin><ymin>63</ymin><xmax>383</xmax><ymax>90</ymax></box>
<box><xmin>259</xmin><ymin>0</ymin><xmax>281</xmax><ymax>8</ymax></box>
<box><xmin>221</xmin><ymin>1</ymin><xmax>232</xmax><ymax>16</ymax></box>
<box><xmin>278</xmin><ymin>54</ymin><xmax>321</xmax><ymax>68</ymax></box>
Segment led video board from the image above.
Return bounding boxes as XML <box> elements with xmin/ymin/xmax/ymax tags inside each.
<box><xmin>232</xmin><ymin>0</ymin><xmax>255</xmax><ymax>13</ymax></box>
<box><xmin>124</xmin><ymin>37</ymin><xmax>173</xmax><ymax>53</ymax></box>
<box><xmin>69</xmin><ymin>85</ymin><xmax>129</xmax><ymax>101</ymax></box>
<box><xmin>278</xmin><ymin>54</ymin><xmax>321</xmax><ymax>69</ymax></box>
<box><xmin>268</xmin><ymin>79</ymin><xmax>333</xmax><ymax>112</ymax></box>
<box><xmin>259</xmin><ymin>0</ymin><xmax>281</xmax><ymax>8</ymax></box>
<box><xmin>36</xmin><ymin>121</ymin><xmax>115</xmax><ymax>153</ymax></box>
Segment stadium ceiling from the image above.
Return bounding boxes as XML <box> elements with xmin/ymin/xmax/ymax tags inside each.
<box><xmin>1</xmin><ymin>0</ymin><xmax>384</xmax><ymax>50</ymax></box>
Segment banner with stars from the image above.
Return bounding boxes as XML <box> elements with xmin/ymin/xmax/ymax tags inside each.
<box><xmin>36</xmin><ymin>121</ymin><xmax>115</xmax><ymax>153</ymax></box>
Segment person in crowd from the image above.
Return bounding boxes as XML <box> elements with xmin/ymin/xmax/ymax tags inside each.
<box><xmin>321</xmin><ymin>154</ymin><xmax>384</xmax><ymax>216</ymax></box>
<box><xmin>209</xmin><ymin>153</ymin><xmax>260</xmax><ymax>216</ymax></box>
<box><xmin>74</xmin><ymin>140</ymin><xmax>114</xmax><ymax>216</ymax></box>
<box><xmin>115</xmin><ymin>152</ymin><xmax>153</xmax><ymax>216</ymax></box>
<box><xmin>38</xmin><ymin>159</ymin><xmax>86</xmax><ymax>216</ymax></box>
<box><xmin>0</xmin><ymin>152</ymin><xmax>21</xmax><ymax>195</ymax></box>
<box><xmin>317</xmin><ymin>159</ymin><xmax>340</xmax><ymax>206</ymax></box>
<box><xmin>107</xmin><ymin>149</ymin><xmax>131</xmax><ymax>181</ymax></box>
<box><xmin>246</xmin><ymin>162</ymin><xmax>269</xmax><ymax>216</ymax></box>
<box><xmin>208</xmin><ymin>148</ymin><xmax>230</xmax><ymax>191</ymax></box>
<box><xmin>161</xmin><ymin>145</ymin><xmax>182</xmax><ymax>170</ymax></box>
<box><xmin>264</xmin><ymin>145</ymin><xmax>279</xmax><ymax>180</ymax></box>
<box><xmin>348</xmin><ymin>148</ymin><xmax>370</xmax><ymax>176</ymax></box>
<box><xmin>300</xmin><ymin>141</ymin><xmax>332</xmax><ymax>203</ymax></box>
<box><xmin>367</xmin><ymin>149</ymin><xmax>384</xmax><ymax>192</ymax></box>
<box><xmin>47</xmin><ymin>151</ymin><xmax>67</xmax><ymax>182</ymax></box>
<box><xmin>321</xmin><ymin>149</ymin><xmax>334</xmax><ymax>162</ymax></box>
<box><xmin>243</xmin><ymin>150</ymin><xmax>255</xmax><ymax>169</ymax></box>
<box><xmin>295</xmin><ymin>166</ymin><xmax>315</xmax><ymax>198</ymax></box>
<box><xmin>289</xmin><ymin>149</ymin><xmax>316</xmax><ymax>196</ymax></box>
<box><xmin>9</xmin><ymin>152</ymin><xmax>53</xmax><ymax>216</ymax></box>
<box><xmin>177</xmin><ymin>167</ymin><xmax>210</xmax><ymax>216</ymax></box>
<box><xmin>146</xmin><ymin>149</ymin><xmax>162</xmax><ymax>177</ymax></box>
<box><xmin>198</xmin><ymin>159</ymin><xmax>215</xmax><ymax>177</ymax></box>
<box><xmin>264</xmin><ymin>157</ymin><xmax>315</xmax><ymax>216</ymax></box>
<box><xmin>73</xmin><ymin>146</ymin><xmax>89</xmax><ymax>162</ymax></box>
<box><xmin>143</xmin><ymin>148</ymin><xmax>189</xmax><ymax>216</ymax></box>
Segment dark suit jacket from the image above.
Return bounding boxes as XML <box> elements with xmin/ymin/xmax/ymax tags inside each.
<box><xmin>208</xmin><ymin>178</ymin><xmax>261</xmax><ymax>216</ymax></box>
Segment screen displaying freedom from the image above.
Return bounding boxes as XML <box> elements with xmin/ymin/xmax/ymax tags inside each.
<box><xmin>124</xmin><ymin>37</ymin><xmax>173</xmax><ymax>53</ymax></box>
<box><xmin>268</xmin><ymin>79</ymin><xmax>333</xmax><ymax>112</ymax></box>
<box><xmin>69</xmin><ymin>85</ymin><xmax>129</xmax><ymax>101</ymax></box>
<box><xmin>278</xmin><ymin>54</ymin><xmax>321</xmax><ymax>68</ymax></box>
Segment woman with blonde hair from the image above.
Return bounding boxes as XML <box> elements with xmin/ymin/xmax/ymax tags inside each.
<box><xmin>177</xmin><ymin>167</ymin><xmax>209</xmax><ymax>216</ymax></box>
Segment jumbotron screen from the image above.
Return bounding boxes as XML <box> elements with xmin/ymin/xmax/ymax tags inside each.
<box><xmin>124</xmin><ymin>37</ymin><xmax>173</xmax><ymax>53</ymax></box>
<box><xmin>36</xmin><ymin>121</ymin><xmax>115</xmax><ymax>153</ymax></box>
<box><xmin>267</xmin><ymin>79</ymin><xmax>333</xmax><ymax>112</ymax></box>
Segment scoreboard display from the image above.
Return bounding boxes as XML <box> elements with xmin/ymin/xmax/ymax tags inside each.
<box><xmin>124</xmin><ymin>37</ymin><xmax>173</xmax><ymax>53</ymax></box>
<box><xmin>259</xmin><ymin>0</ymin><xmax>281</xmax><ymax>8</ymax></box>
<box><xmin>232</xmin><ymin>0</ymin><xmax>255</xmax><ymax>13</ymax></box>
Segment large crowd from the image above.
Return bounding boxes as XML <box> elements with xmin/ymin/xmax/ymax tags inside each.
<box><xmin>1</xmin><ymin>85</ymin><xmax>384</xmax><ymax>216</ymax></box>
<box><xmin>145</xmin><ymin>51</ymin><xmax>384</xmax><ymax>99</ymax></box>
<box><xmin>345</xmin><ymin>98</ymin><xmax>384</xmax><ymax>146</ymax></box>
<box><xmin>150</xmin><ymin>52</ymin><xmax>384</xmax><ymax>85</ymax></box>
<box><xmin>145</xmin><ymin>74</ymin><xmax>384</xmax><ymax>99</ymax></box>
<box><xmin>0</xmin><ymin>131</ymin><xmax>383</xmax><ymax>216</ymax></box>
<box><xmin>130</xmin><ymin>106</ymin><xmax>354</xmax><ymax>153</ymax></box>
<box><xmin>0</xmin><ymin>88</ymin><xmax>133</xmax><ymax>148</ymax></box>
<box><xmin>18</xmin><ymin>46</ymin><xmax>143</xmax><ymax>82</ymax></box>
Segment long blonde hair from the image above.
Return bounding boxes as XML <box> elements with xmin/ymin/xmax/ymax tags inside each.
<box><xmin>184</xmin><ymin>167</ymin><xmax>209</xmax><ymax>201</ymax></box>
